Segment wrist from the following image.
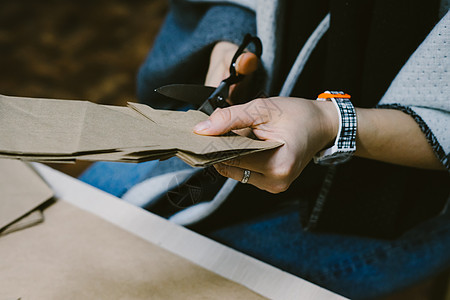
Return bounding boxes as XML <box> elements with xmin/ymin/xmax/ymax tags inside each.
<box><xmin>315</xmin><ymin>100</ymin><xmax>340</xmax><ymax>150</ymax></box>
<box><xmin>313</xmin><ymin>91</ymin><xmax>357</xmax><ymax>165</ymax></box>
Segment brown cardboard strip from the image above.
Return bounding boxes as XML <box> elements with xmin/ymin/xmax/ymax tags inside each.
<box><xmin>0</xmin><ymin>210</ymin><xmax>44</xmax><ymax>236</ymax></box>
<box><xmin>0</xmin><ymin>159</ymin><xmax>53</xmax><ymax>231</ymax></box>
<box><xmin>0</xmin><ymin>200</ymin><xmax>265</xmax><ymax>299</ymax></box>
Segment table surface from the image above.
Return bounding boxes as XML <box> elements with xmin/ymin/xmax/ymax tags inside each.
<box><xmin>33</xmin><ymin>163</ymin><xmax>347</xmax><ymax>300</ymax></box>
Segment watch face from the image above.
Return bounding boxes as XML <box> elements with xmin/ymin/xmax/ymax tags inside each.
<box><xmin>316</xmin><ymin>152</ymin><xmax>353</xmax><ymax>165</ymax></box>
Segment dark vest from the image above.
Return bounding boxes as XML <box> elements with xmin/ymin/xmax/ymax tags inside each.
<box><xmin>276</xmin><ymin>0</ymin><xmax>449</xmax><ymax>239</ymax></box>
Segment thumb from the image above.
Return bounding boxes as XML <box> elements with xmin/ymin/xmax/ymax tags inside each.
<box><xmin>193</xmin><ymin>104</ymin><xmax>255</xmax><ymax>136</ymax></box>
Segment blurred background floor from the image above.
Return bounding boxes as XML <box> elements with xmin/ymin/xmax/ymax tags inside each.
<box><xmin>0</xmin><ymin>0</ymin><xmax>168</xmax><ymax>177</ymax></box>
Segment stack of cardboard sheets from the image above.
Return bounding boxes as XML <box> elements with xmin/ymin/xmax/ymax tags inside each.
<box><xmin>0</xmin><ymin>94</ymin><xmax>281</xmax><ymax>167</ymax></box>
<box><xmin>0</xmin><ymin>160</ymin><xmax>265</xmax><ymax>299</ymax></box>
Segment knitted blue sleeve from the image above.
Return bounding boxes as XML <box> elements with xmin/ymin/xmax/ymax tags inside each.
<box><xmin>137</xmin><ymin>1</ymin><xmax>256</xmax><ymax>109</ymax></box>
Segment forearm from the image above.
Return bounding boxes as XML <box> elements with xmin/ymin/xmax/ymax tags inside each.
<box><xmin>317</xmin><ymin>100</ymin><xmax>445</xmax><ymax>170</ymax></box>
<box><xmin>354</xmin><ymin>108</ymin><xmax>444</xmax><ymax>170</ymax></box>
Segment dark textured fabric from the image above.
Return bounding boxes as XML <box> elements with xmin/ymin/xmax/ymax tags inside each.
<box><xmin>274</xmin><ymin>1</ymin><xmax>329</xmax><ymax>96</ymax></box>
<box><xmin>278</xmin><ymin>0</ymin><xmax>448</xmax><ymax>238</ymax></box>
<box><xmin>204</xmin><ymin>202</ymin><xmax>450</xmax><ymax>299</ymax></box>
<box><xmin>311</xmin><ymin>159</ymin><xmax>450</xmax><ymax>238</ymax></box>
<box><xmin>282</xmin><ymin>0</ymin><xmax>441</xmax><ymax>107</ymax></box>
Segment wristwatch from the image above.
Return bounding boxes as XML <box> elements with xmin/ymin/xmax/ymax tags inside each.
<box><xmin>313</xmin><ymin>91</ymin><xmax>357</xmax><ymax>165</ymax></box>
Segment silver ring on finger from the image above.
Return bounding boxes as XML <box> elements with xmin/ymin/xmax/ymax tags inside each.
<box><xmin>241</xmin><ymin>169</ymin><xmax>251</xmax><ymax>184</ymax></box>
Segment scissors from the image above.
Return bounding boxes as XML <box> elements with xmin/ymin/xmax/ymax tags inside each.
<box><xmin>156</xmin><ymin>34</ymin><xmax>263</xmax><ymax>115</ymax></box>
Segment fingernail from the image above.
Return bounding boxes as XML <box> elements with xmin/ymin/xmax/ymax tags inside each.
<box><xmin>193</xmin><ymin>120</ymin><xmax>211</xmax><ymax>133</ymax></box>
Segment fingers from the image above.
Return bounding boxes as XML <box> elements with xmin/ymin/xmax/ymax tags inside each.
<box><xmin>221</xmin><ymin>150</ymin><xmax>273</xmax><ymax>174</ymax></box>
<box><xmin>214</xmin><ymin>163</ymin><xmax>290</xmax><ymax>194</ymax></box>
<box><xmin>235</xmin><ymin>52</ymin><xmax>258</xmax><ymax>75</ymax></box>
<box><xmin>205</xmin><ymin>41</ymin><xmax>238</xmax><ymax>87</ymax></box>
<box><xmin>214</xmin><ymin>163</ymin><xmax>264</xmax><ymax>187</ymax></box>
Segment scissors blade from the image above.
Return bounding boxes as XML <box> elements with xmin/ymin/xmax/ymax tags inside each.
<box><xmin>155</xmin><ymin>84</ymin><xmax>216</xmax><ymax>106</ymax></box>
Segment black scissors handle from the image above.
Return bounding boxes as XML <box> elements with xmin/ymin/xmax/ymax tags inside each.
<box><xmin>227</xmin><ymin>34</ymin><xmax>263</xmax><ymax>85</ymax></box>
<box><xmin>199</xmin><ymin>34</ymin><xmax>263</xmax><ymax>115</ymax></box>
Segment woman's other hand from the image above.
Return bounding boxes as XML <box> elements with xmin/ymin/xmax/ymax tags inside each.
<box><xmin>205</xmin><ymin>41</ymin><xmax>259</xmax><ymax>104</ymax></box>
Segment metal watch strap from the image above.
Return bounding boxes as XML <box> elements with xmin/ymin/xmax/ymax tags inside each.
<box><xmin>314</xmin><ymin>91</ymin><xmax>357</xmax><ymax>165</ymax></box>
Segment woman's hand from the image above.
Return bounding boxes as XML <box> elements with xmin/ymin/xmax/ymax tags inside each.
<box><xmin>194</xmin><ymin>97</ymin><xmax>339</xmax><ymax>193</ymax></box>
<box><xmin>193</xmin><ymin>97</ymin><xmax>444</xmax><ymax>194</ymax></box>
<box><xmin>205</xmin><ymin>41</ymin><xmax>259</xmax><ymax>104</ymax></box>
